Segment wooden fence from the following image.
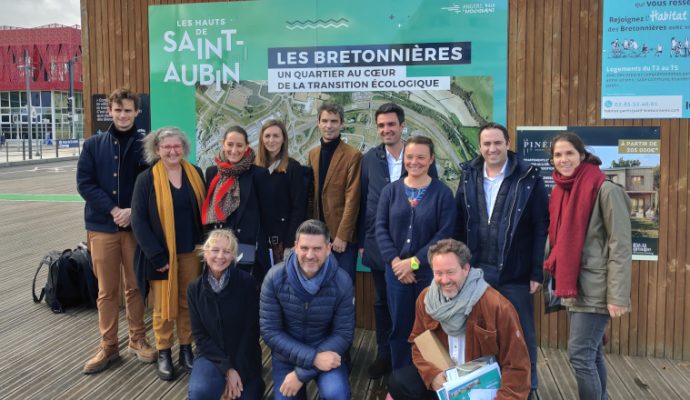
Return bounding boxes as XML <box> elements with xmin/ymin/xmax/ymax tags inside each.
<box><xmin>80</xmin><ymin>0</ymin><xmax>690</xmax><ymax>360</ymax></box>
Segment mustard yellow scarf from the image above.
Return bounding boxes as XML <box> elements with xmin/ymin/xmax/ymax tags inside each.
<box><xmin>152</xmin><ymin>159</ymin><xmax>206</xmax><ymax>321</ymax></box>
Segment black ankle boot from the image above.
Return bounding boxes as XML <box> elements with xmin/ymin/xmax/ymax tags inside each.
<box><xmin>179</xmin><ymin>344</ymin><xmax>194</xmax><ymax>372</ymax></box>
<box><xmin>157</xmin><ymin>349</ymin><xmax>175</xmax><ymax>381</ymax></box>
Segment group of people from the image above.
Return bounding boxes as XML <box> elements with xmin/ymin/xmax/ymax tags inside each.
<box><xmin>76</xmin><ymin>87</ymin><xmax>631</xmax><ymax>400</ymax></box>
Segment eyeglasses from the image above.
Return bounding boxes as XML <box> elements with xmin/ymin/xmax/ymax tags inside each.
<box><xmin>159</xmin><ymin>144</ymin><xmax>183</xmax><ymax>151</ymax></box>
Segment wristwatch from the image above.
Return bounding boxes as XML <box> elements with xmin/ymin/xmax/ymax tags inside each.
<box><xmin>410</xmin><ymin>256</ymin><xmax>420</xmax><ymax>271</ymax></box>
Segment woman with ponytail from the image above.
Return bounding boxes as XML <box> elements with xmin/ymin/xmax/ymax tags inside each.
<box><xmin>545</xmin><ymin>132</ymin><xmax>632</xmax><ymax>400</ymax></box>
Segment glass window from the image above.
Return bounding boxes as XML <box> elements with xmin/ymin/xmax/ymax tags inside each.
<box><xmin>0</xmin><ymin>92</ymin><xmax>8</xmax><ymax>108</ymax></box>
<box><xmin>10</xmin><ymin>92</ymin><xmax>20</xmax><ymax>108</ymax></box>
<box><xmin>19</xmin><ymin>92</ymin><xmax>27</xmax><ymax>107</ymax></box>
<box><xmin>30</xmin><ymin>92</ymin><xmax>40</xmax><ymax>106</ymax></box>
<box><xmin>41</xmin><ymin>91</ymin><xmax>51</xmax><ymax>107</ymax></box>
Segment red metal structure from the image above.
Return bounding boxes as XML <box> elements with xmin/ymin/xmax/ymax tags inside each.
<box><xmin>0</xmin><ymin>24</ymin><xmax>82</xmax><ymax>91</ymax></box>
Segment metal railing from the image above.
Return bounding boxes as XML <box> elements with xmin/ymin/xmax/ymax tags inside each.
<box><xmin>0</xmin><ymin>138</ymin><xmax>82</xmax><ymax>166</ymax></box>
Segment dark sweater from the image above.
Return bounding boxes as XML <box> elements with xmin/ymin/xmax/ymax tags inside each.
<box><xmin>375</xmin><ymin>178</ymin><xmax>456</xmax><ymax>271</ymax></box>
<box><xmin>263</xmin><ymin>158</ymin><xmax>308</xmax><ymax>245</ymax></box>
<box><xmin>318</xmin><ymin>136</ymin><xmax>341</xmax><ymax>221</ymax></box>
<box><xmin>187</xmin><ymin>267</ymin><xmax>262</xmax><ymax>381</ymax></box>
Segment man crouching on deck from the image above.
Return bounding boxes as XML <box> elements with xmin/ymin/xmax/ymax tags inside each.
<box><xmin>388</xmin><ymin>239</ymin><xmax>530</xmax><ymax>400</ymax></box>
<box><xmin>260</xmin><ymin>219</ymin><xmax>354</xmax><ymax>400</ymax></box>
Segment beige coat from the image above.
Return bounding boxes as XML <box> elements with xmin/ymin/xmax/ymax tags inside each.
<box><xmin>560</xmin><ymin>180</ymin><xmax>632</xmax><ymax>314</ymax></box>
<box><xmin>308</xmin><ymin>141</ymin><xmax>362</xmax><ymax>243</ymax></box>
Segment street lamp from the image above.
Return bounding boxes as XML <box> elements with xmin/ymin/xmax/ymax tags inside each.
<box><xmin>17</xmin><ymin>50</ymin><xmax>34</xmax><ymax>159</ymax></box>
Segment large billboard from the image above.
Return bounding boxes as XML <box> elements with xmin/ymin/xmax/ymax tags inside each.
<box><xmin>517</xmin><ymin>126</ymin><xmax>661</xmax><ymax>261</ymax></box>
<box><xmin>601</xmin><ymin>1</ymin><xmax>690</xmax><ymax>119</ymax></box>
<box><xmin>148</xmin><ymin>0</ymin><xmax>508</xmax><ymax>188</ymax></box>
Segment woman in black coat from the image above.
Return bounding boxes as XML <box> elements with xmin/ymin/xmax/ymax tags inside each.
<box><xmin>187</xmin><ymin>229</ymin><xmax>264</xmax><ymax>400</ymax></box>
<box><xmin>202</xmin><ymin>126</ymin><xmax>271</xmax><ymax>283</ymax></box>
<box><xmin>130</xmin><ymin>127</ymin><xmax>206</xmax><ymax>381</ymax></box>
<box><xmin>254</xmin><ymin>119</ymin><xmax>307</xmax><ymax>264</ymax></box>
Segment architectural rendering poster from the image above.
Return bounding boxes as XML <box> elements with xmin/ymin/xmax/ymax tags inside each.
<box><xmin>148</xmin><ymin>0</ymin><xmax>508</xmax><ymax>189</ymax></box>
<box><xmin>517</xmin><ymin>126</ymin><xmax>660</xmax><ymax>261</ymax></box>
<box><xmin>601</xmin><ymin>1</ymin><xmax>690</xmax><ymax>119</ymax></box>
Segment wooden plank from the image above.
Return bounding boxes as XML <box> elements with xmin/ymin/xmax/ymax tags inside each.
<box><xmin>540</xmin><ymin>0</ymin><xmax>553</xmax><ymax>125</ymax></box>
<box><xmin>685</xmin><ymin>121</ymin><xmax>690</xmax><ymax>361</ymax></box>
<box><xmin>607</xmin><ymin>353</ymin><xmax>659</xmax><ymax>399</ymax></box>
<box><xmin>535</xmin><ymin>348</ymin><xmax>563</xmax><ymax>400</ymax></box>
<box><xmin>629</xmin><ymin>257</ymin><xmax>639</xmax><ymax>356</ymax></box>
<box><xmin>523</xmin><ymin>0</ymin><xmax>535</xmax><ymax>126</ymax></box>
<box><xmin>558</xmin><ymin>0</ymin><xmax>571</xmax><ymax>125</ymax></box>
<box><xmin>541</xmin><ymin>347</ymin><xmax>578</xmax><ymax>398</ymax></box>
<box><xmin>531</xmin><ymin>0</ymin><xmax>544</xmax><ymax>125</ymax></box>
<box><xmin>672</xmin><ymin>119</ymin><xmax>687</xmax><ymax>360</ymax></box>
<box><xmin>601</xmin><ymin>353</ymin><xmax>635</xmax><ymax>400</ymax></box>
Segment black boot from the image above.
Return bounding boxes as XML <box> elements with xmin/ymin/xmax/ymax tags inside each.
<box><xmin>179</xmin><ymin>344</ymin><xmax>194</xmax><ymax>372</ymax></box>
<box><xmin>157</xmin><ymin>349</ymin><xmax>175</xmax><ymax>381</ymax></box>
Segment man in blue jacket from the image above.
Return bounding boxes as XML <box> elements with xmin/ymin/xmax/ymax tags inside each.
<box><xmin>260</xmin><ymin>219</ymin><xmax>354</xmax><ymax>400</ymax></box>
<box><xmin>454</xmin><ymin>122</ymin><xmax>548</xmax><ymax>397</ymax></box>
<box><xmin>76</xmin><ymin>88</ymin><xmax>156</xmax><ymax>374</ymax></box>
<box><xmin>358</xmin><ymin>102</ymin><xmax>439</xmax><ymax>379</ymax></box>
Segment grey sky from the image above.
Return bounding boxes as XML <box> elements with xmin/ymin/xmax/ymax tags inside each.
<box><xmin>0</xmin><ymin>0</ymin><xmax>81</xmax><ymax>28</ymax></box>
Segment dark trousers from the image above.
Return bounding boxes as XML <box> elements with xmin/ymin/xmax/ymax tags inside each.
<box><xmin>371</xmin><ymin>268</ymin><xmax>392</xmax><ymax>359</ymax></box>
<box><xmin>385</xmin><ymin>266</ymin><xmax>432</xmax><ymax>369</ymax></box>
<box><xmin>333</xmin><ymin>242</ymin><xmax>358</xmax><ymax>285</ymax></box>
<box><xmin>388</xmin><ymin>365</ymin><xmax>436</xmax><ymax>400</ymax></box>
<box><xmin>482</xmin><ymin>267</ymin><xmax>538</xmax><ymax>390</ymax></box>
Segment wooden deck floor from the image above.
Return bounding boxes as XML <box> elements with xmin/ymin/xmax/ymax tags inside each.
<box><xmin>2</xmin><ymin>160</ymin><xmax>690</xmax><ymax>399</ymax></box>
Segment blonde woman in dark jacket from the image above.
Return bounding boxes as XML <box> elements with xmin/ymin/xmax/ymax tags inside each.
<box><xmin>544</xmin><ymin>132</ymin><xmax>631</xmax><ymax>400</ymax></box>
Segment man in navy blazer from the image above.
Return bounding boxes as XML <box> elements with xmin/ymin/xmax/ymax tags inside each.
<box><xmin>358</xmin><ymin>103</ymin><xmax>438</xmax><ymax>379</ymax></box>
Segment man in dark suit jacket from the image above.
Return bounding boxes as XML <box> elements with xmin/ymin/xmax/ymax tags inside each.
<box><xmin>307</xmin><ymin>103</ymin><xmax>361</xmax><ymax>284</ymax></box>
<box><xmin>359</xmin><ymin>103</ymin><xmax>439</xmax><ymax>379</ymax></box>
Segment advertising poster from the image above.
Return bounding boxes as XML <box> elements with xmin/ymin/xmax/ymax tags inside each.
<box><xmin>601</xmin><ymin>1</ymin><xmax>690</xmax><ymax>119</ymax></box>
<box><xmin>148</xmin><ymin>0</ymin><xmax>508</xmax><ymax>189</ymax></box>
<box><xmin>517</xmin><ymin>126</ymin><xmax>660</xmax><ymax>261</ymax></box>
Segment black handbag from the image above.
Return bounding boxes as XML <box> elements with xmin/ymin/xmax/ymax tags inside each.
<box><xmin>543</xmin><ymin>271</ymin><xmax>565</xmax><ymax>314</ymax></box>
<box><xmin>236</xmin><ymin>243</ymin><xmax>256</xmax><ymax>266</ymax></box>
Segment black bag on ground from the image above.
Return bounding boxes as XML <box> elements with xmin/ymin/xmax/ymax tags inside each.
<box><xmin>32</xmin><ymin>243</ymin><xmax>98</xmax><ymax>313</ymax></box>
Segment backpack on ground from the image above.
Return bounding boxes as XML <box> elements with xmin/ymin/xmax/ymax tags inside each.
<box><xmin>32</xmin><ymin>243</ymin><xmax>98</xmax><ymax>313</ymax></box>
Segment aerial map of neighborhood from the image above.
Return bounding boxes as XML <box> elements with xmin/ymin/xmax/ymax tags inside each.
<box><xmin>195</xmin><ymin>76</ymin><xmax>492</xmax><ymax>189</ymax></box>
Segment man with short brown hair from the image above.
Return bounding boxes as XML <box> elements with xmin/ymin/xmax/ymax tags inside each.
<box><xmin>388</xmin><ymin>239</ymin><xmax>530</xmax><ymax>400</ymax></box>
<box><xmin>77</xmin><ymin>88</ymin><xmax>156</xmax><ymax>374</ymax></box>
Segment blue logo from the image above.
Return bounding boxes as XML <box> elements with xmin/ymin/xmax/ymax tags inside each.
<box><xmin>604</xmin><ymin>100</ymin><xmax>613</xmax><ymax>108</ymax></box>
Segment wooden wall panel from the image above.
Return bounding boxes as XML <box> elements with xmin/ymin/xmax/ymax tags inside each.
<box><xmin>81</xmin><ymin>0</ymin><xmax>690</xmax><ymax>360</ymax></box>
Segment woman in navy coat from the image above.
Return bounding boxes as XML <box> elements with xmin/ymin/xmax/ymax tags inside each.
<box><xmin>203</xmin><ymin>126</ymin><xmax>271</xmax><ymax>283</ymax></box>
<box><xmin>254</xmin><ymin>120</ymin><xmax>307</xmax><ymax>264</ymax></box>
<box><xmin>375</xmin><ymin>135</ymin><xmax>456</xmax><ymax>370</ymax></box>
<box><xmin>187</xmin><ymin>229</ymin><xmax>264</xmax><ymax>400</ymax></box>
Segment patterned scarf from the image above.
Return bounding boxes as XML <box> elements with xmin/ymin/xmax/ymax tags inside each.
<box><xmin>202</xmin><ymin>148</ymin><xmax>255</xmax><ymax>224</ymax></box>
<box><xmin>544</xmin><ymin>162</ymin><xmax>605</xmax><ymax>298</ymax></box>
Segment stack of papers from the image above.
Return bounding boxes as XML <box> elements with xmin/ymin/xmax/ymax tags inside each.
<box><xmin>436</xmin><ymin>356</ymin><xmax>501</xmax><ymax>400</ymax></box>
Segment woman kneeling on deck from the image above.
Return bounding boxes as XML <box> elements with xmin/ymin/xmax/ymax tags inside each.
<box><xmin>187</xmin><ymin>229</ymin><xmax>264</xmax><ymax>400</ymax></box>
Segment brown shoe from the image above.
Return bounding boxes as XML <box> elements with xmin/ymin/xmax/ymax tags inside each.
<box><xmin>83</xmin><ymin>345</ymin><xmax>119</xmax><ymax>374</ymax></box>
<box><xmin>128</xmin><ymin>337</ymin><xmax>157</xmax><ymax>363</ymax></box>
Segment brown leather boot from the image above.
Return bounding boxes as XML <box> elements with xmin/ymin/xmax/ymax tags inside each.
<box><xmin>128</xmin><ymin>337</ymin><xmax>157</xmax><ymax>363</ymax></box>
<box><xmin>83</xmin><ymin>344</ymin><xmax>119</xmax><ymax>374</ymax></box>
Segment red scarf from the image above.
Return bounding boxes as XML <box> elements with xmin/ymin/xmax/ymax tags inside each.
<box><xmin>201</xmin><ymin>148</ymin><xmax>254</xmax><ymax>224</ymax></box>
<box><xmin>544</xmin><ymin>162</ymin><xmax>604</xmax><ymax>298</ymax></box>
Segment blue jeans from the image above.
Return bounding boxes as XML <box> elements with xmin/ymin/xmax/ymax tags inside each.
<box><xmin>482</xmin><ymin>268</ymin><xmax>538</xmax><ymax>390</ymax></box>
<box><xmin>385</xmin><ymin>266</ymin><xmax>432</xmax><ymax>369</ymax></box>
<box><xmin>371</xmin><ymin>268</ymin><xmax>392</xmax><ymax>360</ymax></box>
<box><xmin>333</xmin><ymin>242</ymin><xmax>358</xmax><ymax>285</ymax></box>
<box><xmin>271</xmin><ymin>357</ymin><xmax>350</xmax><ymax>400</ymax></box>
<box><xmin>188</xmin><ymin>356</ymin><xmax>264</xmax><ymax>400</ymax></box>
<box><xmin>568</xmin><ymin>312</ymin><xmax>610</xmax><ymax>400</ymax></box>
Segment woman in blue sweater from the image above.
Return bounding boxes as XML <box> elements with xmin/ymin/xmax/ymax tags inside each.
<box><xmin>187</xmin><ymin>229</ymin><xmax>264</xmax><ymax>399</ymax></box>
<box><xmin>375</xmin><ymin>135</ymin><xmax>456</xmax><ymax>369</ymax></box>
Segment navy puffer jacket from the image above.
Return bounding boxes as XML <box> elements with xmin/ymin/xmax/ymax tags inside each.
<box><xmin>260</xmin><ymin>252</ymin><xmax>354</xmax><ymax>383</ymax></box>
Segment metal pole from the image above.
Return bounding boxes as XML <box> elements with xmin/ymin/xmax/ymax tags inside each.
<box><xmin>22</xmin><ymin>50</ymin><xmax>33</xmax><ymax>160</ymax></box>
<box><xmin>68</xmin><ymin>58</ymin><xmax>75</xmax><ymax>140</ymax></box>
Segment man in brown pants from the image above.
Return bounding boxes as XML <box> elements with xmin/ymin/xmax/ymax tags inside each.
<box><xmin>76</xmin><ymin>88</ymin><xmax>156</xmax><ymax>374</ymax></box>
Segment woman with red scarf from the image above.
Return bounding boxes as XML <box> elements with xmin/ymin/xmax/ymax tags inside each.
<box><xmin>545</xmin><ymin>132</ymin><xmax>631</xmax><ymax>400</ymax></box>
<box><xmin>203</xmin><ymin>126</ymin><xmax>271</xmax><ymax>283</ymax></box>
